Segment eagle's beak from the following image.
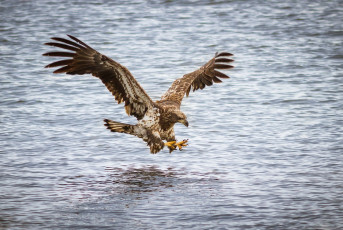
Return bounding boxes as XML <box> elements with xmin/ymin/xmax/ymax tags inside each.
<box><xmin>179</xmin><ymin>119</ymin><xmax>189</xmax><ymax>127</ymax></box>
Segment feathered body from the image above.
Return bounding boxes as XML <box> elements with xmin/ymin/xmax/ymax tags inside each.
<box><xmin>44</xmin><ymin>35</ymin><xmax>234</xmax><ymax>153</ymax></box>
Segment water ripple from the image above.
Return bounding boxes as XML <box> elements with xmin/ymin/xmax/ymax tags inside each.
<box><xmin>1</xmin><ymin>0</ymin><xmax>342</xmax><ymax>229</ymax></box>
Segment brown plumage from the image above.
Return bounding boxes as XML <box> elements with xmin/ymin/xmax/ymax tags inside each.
<box><xmin>44</xmin><ymin>35</ymin><xmax>234</xmax><ymax>154</ymax></box>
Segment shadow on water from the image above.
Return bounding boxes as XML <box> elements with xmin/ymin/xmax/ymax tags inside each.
<box><xmin>56</xmin><ymin>165</ymin><xmax>223</xmax><ymax>203</ymax></box>
<box><xmin>56</xmin><ymin>165</ymin><xmax>187</xmax><ymax>202</ymax></box>
<box><xmin>105</xmin><ymin>165</ymin><xmax>178</xmax><ymax>194</ymax></box>
<box><xmin>48</xmin><ymin>166</ymin><xmax>227</xmax><ymax>229</ymax></box>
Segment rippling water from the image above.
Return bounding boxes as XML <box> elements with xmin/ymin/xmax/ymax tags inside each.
<box><xmin>1</xmin><ymin>0</ymin><xmax>343</xmax><ymax>229</ymax></box>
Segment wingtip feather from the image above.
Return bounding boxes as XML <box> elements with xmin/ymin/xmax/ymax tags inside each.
<box><xmin>45</xmin><ymin>59</ymin><xmax>73</xmax><ymax>68</ymax></box>
<box><xmin>53</xmin><ymin>66</ymin><xmax>71</xmax><ymax>74</ymax></box>
<box><xmin>214</xmin><ymin>64</ymin><xmax>234</xmax><ymax>69</ymax></box>
<box><xmin>215</xmin><ymin>58</ymin><xmax>234</xmax><ymax>63</ymax></box>
<box><xmin>43</xmin><ymin>51</ymin><xmax>75</xmax><ymax>57</ymax></box>
<box><xmin>214</xmin><ymin>70</ymin><xmax>230</xmax><ymax>79</ymax></box>
<box><xmin>216</xmin><ymin>52</ymin><xmax>234</xmax><ymax>57</ymax></box>
<box><xmin>67</xmin><ymin>34</ymin><xmax>93</xmax><ymax>49</ymax></box>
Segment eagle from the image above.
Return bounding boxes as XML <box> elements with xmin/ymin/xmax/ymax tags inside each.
<box><xmin>44</xmin><ymin>35</ymin><xmax>234</xmax><ymax>154</ymax></box>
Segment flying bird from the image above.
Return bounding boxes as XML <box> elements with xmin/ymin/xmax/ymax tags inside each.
<box><xmin>44</xmin><ymin>35</ymin><xmax>234</xmax><ymax>153</ymax></box>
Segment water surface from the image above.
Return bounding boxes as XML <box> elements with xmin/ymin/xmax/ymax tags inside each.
<box><xmin>1</xmin><ymin>0</ymin><xmax>342</xmax><ymax>229</ymax></box>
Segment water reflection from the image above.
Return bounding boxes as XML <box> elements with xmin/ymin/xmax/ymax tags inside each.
<box><xmin>105</xmin><ymin>165</ymin><xmax>177</xmax><ymax>194</ymax></box>
<box><xmin>57</xmin><ymin>165</ymin><xmax>181</xmax><ymax>201</ymax></box>
<box><xmin>56</xmin><ymin>165</ymin><xmax>224</xmax><ymax>203</ymax></box>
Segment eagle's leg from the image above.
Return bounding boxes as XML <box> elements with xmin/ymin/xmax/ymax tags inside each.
<box><xmin>175</xmin><ymin>139</ymin><xmax>188</xmax><ymax>151</ymax></box>
<box><xmin>165</xmin><ymin>141</ymin><xmax>177</xmax><ymax>153</ymax></box>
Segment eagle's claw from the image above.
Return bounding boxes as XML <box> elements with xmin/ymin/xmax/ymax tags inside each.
<box><xmin>165</xmin><ymin>139</ymin><xmax>188</xmax><ymax>153</ymax></box>
<box><xmin>175</xmin><ymin>139</ymin><xmax>188</xmax><ymax>150</ymax></box>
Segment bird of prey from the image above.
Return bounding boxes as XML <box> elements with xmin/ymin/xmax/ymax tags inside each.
<box><xmin>43</xmin><ymin>35</ymin><xmax>234</xmax><ymax>154</ymax></box>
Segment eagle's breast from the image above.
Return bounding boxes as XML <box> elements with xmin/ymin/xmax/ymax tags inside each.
<box><xmin>138</xmin><ymin>107</ymin><xmax>161</xmax><ymax>129</ymax></box>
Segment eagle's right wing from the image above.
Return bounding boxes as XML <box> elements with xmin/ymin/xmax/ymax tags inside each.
<box><xmin>160</xmin><ymin>52</ymin><xmax>234</xmax><ymax>105</ymax></box>
<box><xmin>44</xmin><ymin>35</ymin><xmax>153</xmax><ymax>120</ymax></box>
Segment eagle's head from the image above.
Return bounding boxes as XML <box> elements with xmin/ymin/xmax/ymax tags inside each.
<box><xmin>172</xmin><ymin>110</ymin><xmax>189</xmax><ymax>127</ymax></box>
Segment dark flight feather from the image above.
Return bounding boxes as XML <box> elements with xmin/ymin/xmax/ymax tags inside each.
<box><xmin>215</xmin><ymin>58</ymin><xmax>234</xmax><ymax>63</ymax></box>
<box><xmin>216</xmin><ymin>52</ymin><xmax>233</xmax><ymax>57</ymax></box>
<box><xmin>214</xmin><ymin>70</ymin><xmax>230</xmax><ymax>78</ymax></box>
<box><xmin>51</xmin><ymin>37</ymin><xmax>85</xmax><ymax>49</ymax></box>
<box><xmin>43</xmin><ymin>52</ymin><xmax>75</xmax><ymax>57</ymax></box>
<box><xmin>67</xmin><ymin>34</ymin><xmax>93</xmax><ymax>49</ymax></box>
<box><xmin>213</xmin><ymin>64</ymin><xmax>234</xmax><ymax>69</ymax></box>
<box><xmin>45</xmin><ymin>59</ymin><xmax>74</xmax><ymax>68</ymax></box>
<box><xmin>53</xmin><ymin>66</ymin><xmax>72</xmax><ymax>74</ymax></box>
<box><xmin>45</xmin><ymin>42</ymin><xmax>79</xmax><ymax>51</ymax></box>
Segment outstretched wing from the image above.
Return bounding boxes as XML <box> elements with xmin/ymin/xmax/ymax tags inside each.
<box><xmin>43</xmin><ymin>35</ymin><xmax>153</xmax><ymax>120</ymax></box>
<box><xmin>160</xmin><ymin>52</ymin><xmax>234</xmax><ymax>105</ymax></box>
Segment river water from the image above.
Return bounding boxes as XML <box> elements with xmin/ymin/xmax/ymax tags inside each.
<box><xmin>1</xmin><ymin>0</ymin><xmax>342</xmax><ymax>229</ymax></box>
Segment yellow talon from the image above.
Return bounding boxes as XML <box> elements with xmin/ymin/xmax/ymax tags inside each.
<box><xmin>164</xmin><ymin>139</ymin><xmax>188</xmax><ymax>153</ymax></box>
<box><xmin>175</xmin><ymin>139</ymin><xmax>188</xmax><ymax>150</ymax></box>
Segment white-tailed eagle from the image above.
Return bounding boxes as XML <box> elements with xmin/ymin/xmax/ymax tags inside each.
<box><xmin>44</xmin><ymin>35</ymin><xmax>234</xmax><ymax>153</ymax></box>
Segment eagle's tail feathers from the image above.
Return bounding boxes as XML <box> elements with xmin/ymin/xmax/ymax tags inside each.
<box><xmin>104</xmin><ymin>119</ymin><xmax>133</xmax><ymax>134</ymax></box>
<box><xmin>104</xmin><ymin>119</ymin><xmax>165</xmax><ymax>154</ymax></box>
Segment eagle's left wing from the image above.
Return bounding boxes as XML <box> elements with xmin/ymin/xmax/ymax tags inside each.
<box><xmin>44</xmin><ymin>35</ymin><xmax>153</xmax><ymax>120</ymax></box>
<box><xmin>160</xmin><ymin>52</ymin><xmax>234</xmax><ymax>105</ymax></box>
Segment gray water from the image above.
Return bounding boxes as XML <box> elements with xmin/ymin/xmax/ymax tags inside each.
<box><xmin>1</xmin><ymin>0</ymin><xmax>343</xmax><ymax>229</ymax></box>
